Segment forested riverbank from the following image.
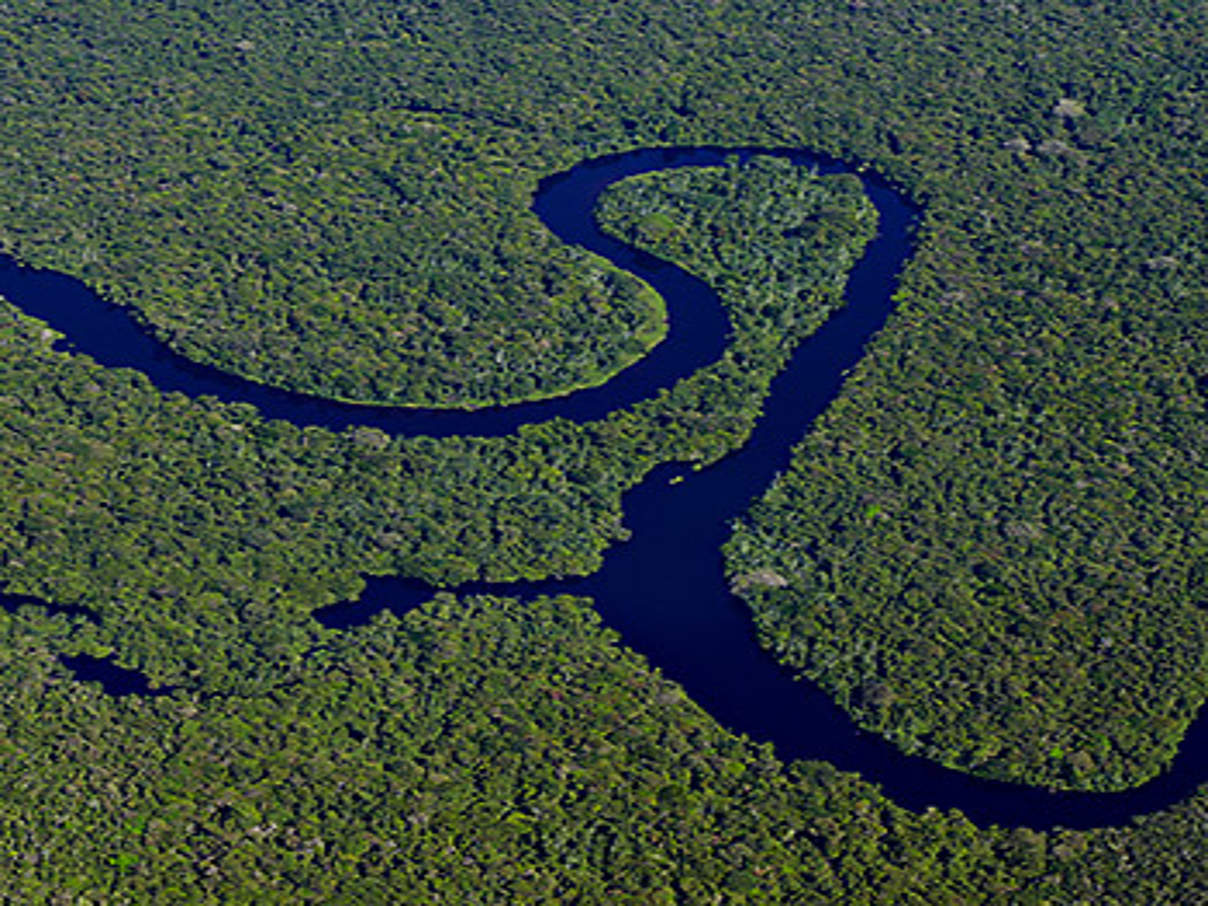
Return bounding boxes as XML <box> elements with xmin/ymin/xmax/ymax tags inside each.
<box><xmin>0</xmin><ymin>0</ymin><xmax>1203</xmax><ymax>900</ymax></box>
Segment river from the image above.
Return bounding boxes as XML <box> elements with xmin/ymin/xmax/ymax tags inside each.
<box><xmin>0</xmin><ymin>145</ymin><xmax>1202</xmax><ymax>830</ymax></box>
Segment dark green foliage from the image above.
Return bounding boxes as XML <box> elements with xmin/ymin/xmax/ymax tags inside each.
<box><xmin>597</xmin><ymin>157</ymin><xmax>874</xmax><ymax>348</ymax></box>
<box><xmin>2</xmin><ymin>593</ymin><xmax>1205</xmax><ymax>902</ymax></box>
<box><xmin>723</xmin><ymin>30</ymin><xmax>1208</xmax><ymax>790</ymax></box>
<box><xmin>0</xmin><ymin>89</ymin><xmax>665</xmax><ymax>408</ymax></box>
<box><xmin>0</xmin><ymin>158</ymin><xmax>867</xmax><ymax>688</ymax></box>
<box><xmin>0</xmin><ymin>0</ymin><xmax>1203</xmax><ymax>899</ymax></box>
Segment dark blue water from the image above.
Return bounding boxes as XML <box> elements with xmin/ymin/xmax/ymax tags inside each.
<box><xmin>1</xmin><ymin>146</ymin><xmax>1202</xmax><ymax>830</ymax></box>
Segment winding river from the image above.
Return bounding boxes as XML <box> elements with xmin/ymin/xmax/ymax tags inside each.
<box><xmin>0</xmin><ymin>146</ymin><xmax>1203</xmax><ymax>831</ymax></box>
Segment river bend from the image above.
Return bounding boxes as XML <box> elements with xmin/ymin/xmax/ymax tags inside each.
<box><xmin>0</xmin><ymin>146</ymin><xmax>1203</xmax><ymax>831</ymax></box>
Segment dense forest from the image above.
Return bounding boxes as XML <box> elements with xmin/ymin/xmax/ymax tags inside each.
<box><xmin>0</xmin><ymin>158</ymin><xmax>870</xmax><ymax>688</ymax></box>
<box><xmin>0</xmin><ymin>592</ymin><xmax>1205</xmax><ymax>903</ymax></box>
<box><xmin>0</xmin><ymin>0</ymin><xmax>1203</xmax><ymax>900</ymax></box>
<box><xmin>0</xmin><ymin>101</ymin><xmax>670</xmax><ymax>407</ymax></box>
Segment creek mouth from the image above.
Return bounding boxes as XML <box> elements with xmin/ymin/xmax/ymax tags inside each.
<box><xmin>0</xmin><ymin>145</ymin><xmax>1202</xmax><ymax>831</ymax></box>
